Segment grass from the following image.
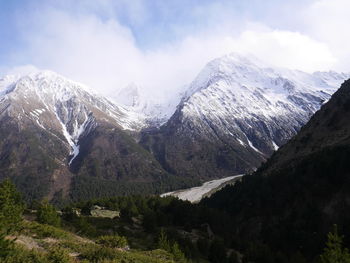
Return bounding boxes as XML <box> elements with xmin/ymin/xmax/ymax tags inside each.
<box><xmin>22</xmin><ymin>221</ymin><xmax>71</xmax><ymax>239</ymax></box>
<box><xmin>3</xmin><ymin>220</ymin><xmax>180</xmax><ymax>263</ymax></box>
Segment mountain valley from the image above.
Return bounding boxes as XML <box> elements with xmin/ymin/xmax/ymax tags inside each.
<box><xmin>0</xmin><ymin>54</ymin><xmax>348</xmax><ymax>203</ymax></box>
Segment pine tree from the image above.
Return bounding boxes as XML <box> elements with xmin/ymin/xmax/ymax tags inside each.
<box><xmin>0</xmin><ymin>179</ymin><xmax>24</xmax><ymax>234</ymax></box>
<box><xmin>157</xmin><ymin>229</ymin><xmax>171</xmax><ymax>252</ymax></box>
<box><xmin>320</xmin><ymin>225</ymin><xmax>350</xmax><ymax>263</ymax></box>
<box><xmin>209</xmin><ymin>239</ymin><xmax>227</xmax><ymax>263</ymax></box>
<box><xmin>37</xmin><ymin>200</ymin><xmax>61</xmax><ymax>227</ymax></box>
<box><xmin>171</xmin><ymin>242</ymin><xmax>187</xmax><ymax>263</ymax></box>
<box><xmin>157</xmin><ymin>229</ymin><xmax>187</xmax><ymax>262</ymax></box>
<box><xmin>0</xmin><ymin>230</ymin><xmax>14</xmax><ymax>258</ymax></box>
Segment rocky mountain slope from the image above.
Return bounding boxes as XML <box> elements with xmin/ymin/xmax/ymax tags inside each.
<box><xmin>0</xmin><ymin>72</ymin><xmax>192</xmax><ymax>202</ymax></box>
<box><xmin>141</xmin><ymin>54</ymin><xmax>348</xmax><ymax>180</ymax></box>
<box><xmin>202</xmin><ymin>79</ymin><xmax>350</xmax><ymax>260</ymax></box>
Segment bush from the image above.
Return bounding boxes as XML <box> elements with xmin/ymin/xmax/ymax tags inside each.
<box><xmin>47</xmin><ymin>247</ymin><xmax>72</xmax><ymax>263</ymax></box>
<box><xmin>80</xmin><ymin>246</ymin><xmax>119</xmax><ymax>262</ymax></box>
<box><xmin>24</xmin><ymin>221</ymin><xmax>69</xmax><ymax>239</ymax></box>
<box><xmin>97</xmin><ymin>235</ymin><xmax>128</xmax><ymax>248</ymax></box>
<box><xmin>1</xmin><ymin>246</ymin><xmax>48</xmax><ymax>263</ymax></box>
<box><xmin>37</xmin><ymin>201</ymin><xmax>61</xmax><ymax>227</ymax></box>
<box><xmin>0</xmin><ymin>230</ymin><xmax>15</xmax><ymax>259</ymax></box>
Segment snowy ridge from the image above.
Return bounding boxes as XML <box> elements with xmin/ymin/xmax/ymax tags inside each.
<box><xmin>0</xmin><ymin>71</ymin><xmax>145</xmax><ymax>165</ymax></box>
<box><xmin>176</xmin><ymin>53</ymin><xmax>349</xmax><ymax>155</ymax></box>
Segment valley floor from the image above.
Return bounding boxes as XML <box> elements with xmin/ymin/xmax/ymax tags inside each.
<box><xmin>161</xmin><ymin>175</ymin><xmax>243</xmax><ymax>203</ymax></box>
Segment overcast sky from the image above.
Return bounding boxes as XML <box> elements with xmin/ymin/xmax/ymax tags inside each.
<box><xmin>0</xmin><ymin>0</ymin><xmax>349</xmax><ymax>100</ymax></box>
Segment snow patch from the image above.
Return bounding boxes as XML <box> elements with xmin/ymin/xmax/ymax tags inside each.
<box><xmin>53</xmin><ymin>109</ymin><xmax>82</xmax><ymax>166</ymax></box>
<box><xmin>237</xmin><ymin>138</ymin><xmax>245</xmax><ymax>146</ymax></box>
<box><xmin>272</xmin><ymin>141</ymin><xmax>279</xmax><ymax>151</ymax></box>
<box><xmin>245</xmin><ymin>135</ymin><xmax>263</xmax><ymax>154</ymax></box>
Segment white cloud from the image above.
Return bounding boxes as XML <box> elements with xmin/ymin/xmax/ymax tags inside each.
<box><xmin>4</xmin><ymin>65</ymin><xmax>40</xmax><ymax>76</ymax></box>
<box><xmin>232</xmin><ymin>28</ymin><xmax>336</xmax><ymax>72</ymax></box>
<box><xmin>4</xmin><ymin>2</ymin><xmax>340</xmax><ymax>102</ymax></box>
<box><xmin>302</xmin><ymin>0</ymin><xmax>350</xmax><ymax>71</ymax></box>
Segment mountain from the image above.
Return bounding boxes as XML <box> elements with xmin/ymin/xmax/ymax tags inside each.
<box><xmin>0</xmin><ymin>54</ymin><xmax>348</xmax><ymax>202</ymax></box>
<box><xmin>114</xmin><ymin>83</ymin><xmax>183</xmax><ymax>128</ymax></box>
<box><xmin>0</xmin><ymin>71</ymin><xmax>196</xmax><ymax>203</ymax></box>
<box><xmin>202</xmin><ymin>79</ymin><xmax>350</xmax><ymax>260</ymax></box>
<box><xmin>140</xmin><ymin>54</ymin><xmax>348</xmax><ymax>180</ymax></box>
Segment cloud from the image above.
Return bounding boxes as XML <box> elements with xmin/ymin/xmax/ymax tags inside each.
<box><xmin>232</xmin><ymin>28</ymin><xmax>336</xmax><ymax>71</ymax></box>
<box><xmin>3</xmin><ymin>0</ymin><xmax>340</xmax><ymax>102</ymax></box>
<box><xmin>301</xmin><ymin>0</ymin><xmax>350</xmax><ymax>71</ymax></box>
<box><xmin>4</xmin><ymin>65</ymin><xmax>40</xmax><ymax>76</ymax></box>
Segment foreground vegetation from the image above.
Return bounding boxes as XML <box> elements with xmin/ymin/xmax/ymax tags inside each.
<box><xmin>1</xmin><ymin>177</ymin><xmax>350</xmax><ymax>263</ymax></box>
<box><xmin>0</xmin><ymin>179</ymin><xmax>188</xmax><ymax>263</ymax></box>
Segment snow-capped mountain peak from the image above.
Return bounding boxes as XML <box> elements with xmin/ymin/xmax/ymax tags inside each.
<box><xmin>180</xmin><ymin>53</ymin><xmax>348</xmax><ymax>149</ymax></box>
<box><xmin>141</xmin><ymin>54</ymin><xmax>350</xmax><ymax>180</ymax></box>
<box><xmin>0</xmin><ymin>71</ymin><xmax>146</xmax><ymax>165</ymax></box>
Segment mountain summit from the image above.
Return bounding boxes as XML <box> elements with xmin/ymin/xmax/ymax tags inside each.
<box><xmin>141</xmin><ymin>53</ymin><xmax>348</xmax><ymax>179</ymax></box>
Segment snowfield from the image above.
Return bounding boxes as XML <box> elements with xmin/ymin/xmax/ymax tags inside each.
<box><xmin>161</xmin><ymin>175</ymin><xmax>243</xmax><ymax>203</ymax></box>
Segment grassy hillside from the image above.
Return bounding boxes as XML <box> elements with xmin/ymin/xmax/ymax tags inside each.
<box><xmin>3</xmin><ymin>220</ymin><xmax>181</xmax><ymax>263</ymax></box>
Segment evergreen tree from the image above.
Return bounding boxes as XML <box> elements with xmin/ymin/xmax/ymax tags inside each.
<box><xmin>157</xmin><ymin>229</ymin><xmax>171</xmax><ymax>252</ymax></box>
<box><xmin>0</xmin><ymin>230</ymin><xmax>15</xmax><ymax>259</ymax></box>
<box><xmin>209</xmin><ymin>239</ymin><xmax>227</xmax><ymax>263</ymax></box>
<box><xmin>37</xmin><ymin>200</ymin><xmax>61</xmax><ymax>227</ymax></box>
<box><xmin>171</xmin><ymin>242</ymin><xmax>187</xmax><ymax>263</ymax></box>
<box><xmin>157</xmin><ymin>229</ymin><xmax>187</xmax><ymax>262</ymax></box>
<box><xmin>142</xmin><ymin>211</ymin><xmax>157</xmax><ymax>232</ymax></box>
<box><xmin>320</xmin><ymin>225</ymin><xmax>350</xmax><ymax>263</ymax></box>
<box><xmin>228</xmin><ymin>251</ymin><xmax>240</xmax><ymax>263</ymax></box>
<box><xmin>0</xmin><ymin>179</ymin><xmax>24</xmax><ymax>233</ymax></box>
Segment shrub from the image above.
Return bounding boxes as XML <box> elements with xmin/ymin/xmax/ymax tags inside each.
<box><xmin>47</xmin><ymin>247</ymin><xmax>72</xmax><ymax>263</ymax></box>
<box><xmin>97</xmin><ymin>235</ymin><xmax>128</xmax><ymax>248</ymax></box>
<box><xmin>24</xmin><ymin>221</ymin><xmax>69</xmax><ymax>239</ymax></box>
<box><xmin>1</xmin><ymin>246</ymin><xmax>48</xmax><ymax>263</ymax></box>
<box><xmin>81</xmin><ymin>246</ymin><xmax>119</xmax><ymax>262</ymax></box>
<box><xmin>37</xmin><ymin>201</ymin><xmax>61</xmax><ymax>227</ymax></box>
<box><xmin>0</xmin><ymin>230</ymin><xmax>15</xmax><ymax>259</ymax></box>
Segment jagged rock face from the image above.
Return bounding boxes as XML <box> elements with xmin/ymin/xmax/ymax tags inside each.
<box><xmin>0</xmin><ymin>72</ymin><xmax>166</xmax><ymax>201</ymax></box>
<box><xmin>141</xmin><ymin>54</ymin><xmax>349</xmax><ymax>179</ymax></box>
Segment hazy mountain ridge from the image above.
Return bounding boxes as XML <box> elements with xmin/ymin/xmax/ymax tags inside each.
<box><xmin>113</xmin><ymin>82</ymin><xmax>184</xmax><ymax>128</ymax></box>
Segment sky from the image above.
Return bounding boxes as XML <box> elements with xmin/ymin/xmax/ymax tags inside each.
<box><xmin>0</xmin><ymin>0</ymin><xmax>349</xmax><ymax>100</ymax></box>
